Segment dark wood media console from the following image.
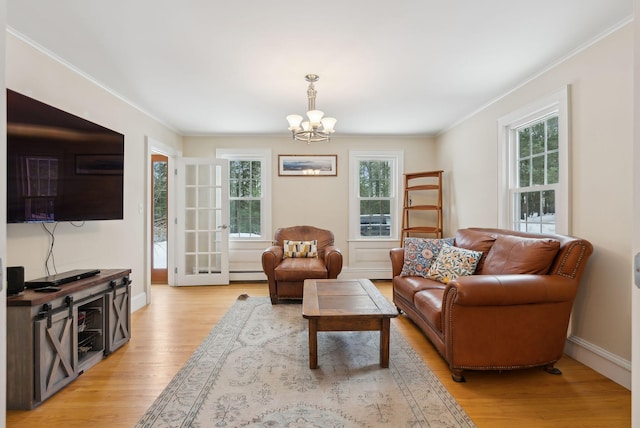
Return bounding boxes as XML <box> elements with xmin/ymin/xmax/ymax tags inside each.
<box><xmin>7</xmin><ymin>268</ymin><xmax>132</xmax><ymax>409</ymax></box>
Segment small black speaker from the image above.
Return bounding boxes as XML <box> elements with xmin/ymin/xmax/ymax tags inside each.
<box><xmin>7</xmin><ymin>266</ymin><xmax>25</xmax><ymax>296</ymax></box>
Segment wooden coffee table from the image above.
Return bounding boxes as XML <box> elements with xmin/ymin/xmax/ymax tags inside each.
<box><xmin>302</xmin><ymin>278</ymin><xmax>399</xmax><ymax>369</ymax></box>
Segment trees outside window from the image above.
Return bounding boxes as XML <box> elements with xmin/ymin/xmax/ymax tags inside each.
<box><xmin>498</xmin><ymin>87</ymin><xmax>569</xmax><ymax>234</ymax></box>
<box><xmin>229</xmin><ymin>160</ymin><xmax>261</xmax><ymax>237</ymax></box>
<box><xmin>217</xmin><ymin>148</ymin><xmax>271</xmax><ymax>240</ymax></box>
<box><xmin>515</xmin><ymin>115</ymin><xmax>559</xmax><ymax>233</ymax></box>
<box><xmin>349</xmin><ymin>151</ymin><xmax>403</xmax><ymax>240</ymax></box>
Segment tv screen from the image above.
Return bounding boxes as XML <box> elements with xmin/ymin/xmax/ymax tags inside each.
<box><xmin>6</xmin><ymin>89</ymin><xmax>125</xmax><ymax>223</ymax></box>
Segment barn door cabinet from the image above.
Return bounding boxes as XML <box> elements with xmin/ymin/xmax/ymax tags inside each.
<box><xmin>7</xmin><ymin>269</ymin><xmax>132</xmax><ymax>410</ymax></box>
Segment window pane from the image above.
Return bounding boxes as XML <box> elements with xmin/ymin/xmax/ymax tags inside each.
<box><xmin>359</xmin><ymin>160</ymin><xmax>391</xmax><ymax>197</ymax></box>
<box><xmin>547</xmin><ymin>116</ymin><xmax>558</xmax><ymax>150</ymax></box>
<box><xmin>519</xmin><ymin>159</ymin><xmax>530</xmax><ymax>187</ymax></box>
<box><xmin>518</xmin><ymin>128</ymin><xmax>530</xmax><ymax>158</ymax></box>
<box><xmin>531</xmin><ymin>122</ymin><xmax>545</xmax><ymax>154</ymax></box>
<box><xmin>547</xmin><ymin>152</ymin><xmax>559</xmax><ymax>184</ymax></box>
<box><xmin>360</xmin><ymin>200</ymin><xmax>391</xmax><ymax>237</ymax></box>
<box><xmin>541</xmin><ymin>190</ymin><xmax>556</xmax><ymax>233</ymax></box>
<box><xmin>532</xmin><ymin>155</ymin><xmax>545</xmax><ymax>185</ymax></box>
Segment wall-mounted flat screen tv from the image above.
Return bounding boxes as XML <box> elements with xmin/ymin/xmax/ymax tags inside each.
<box><xmin>6</xmin><ymin>89</ymin><xmax>125</xmax><ymax>223</ymax></box>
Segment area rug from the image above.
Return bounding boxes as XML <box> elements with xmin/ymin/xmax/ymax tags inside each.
<box><xmin>136</xmin><ymin>296</ymin><xmax>475</xmax><ymax>427</ymax></box>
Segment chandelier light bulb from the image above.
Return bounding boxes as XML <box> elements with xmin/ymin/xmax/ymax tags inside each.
<box><xmin>306</xmin><ymin>110</ymin><xmax>324</xmax><ymax>126</ymax></box>
<box><xmin>286</xmin><ymin>114</ymin><xmax>303</xmax><ymax>131</ymax></box>
<box><xmin>321</xmin><ymin>117</ymin><xmax>337</xmax><ymax>133</ymax></box>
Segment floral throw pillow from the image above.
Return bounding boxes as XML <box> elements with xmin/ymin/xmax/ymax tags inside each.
<box><xmin>400</xmin><ymin>237</ymin><xmax>454</xmax><ymax>277</ymax></box>
<box><xmin>427</xmin><ymin>244</ymin><xmax>482</xmax><ymax>284</ymax></box>
<box><xmin>283</xmin><ymin>240</ymin><xmax>318</xmax><ymax>258</ymax></box>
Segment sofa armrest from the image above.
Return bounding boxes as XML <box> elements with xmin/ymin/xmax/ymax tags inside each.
<box><xmin>390</xmin><ymin>247</ymin><xmax>405</xmax><ymax>277</ymax></box>
<box><xmin>444</xmin><ymin>274</ymin><xmax>577</xmax><ymax>307</ymax></box>
<box><xmin>325</xmin><ymin>245</ymin><xmax>343</xmax><ymax>279</ymax></box>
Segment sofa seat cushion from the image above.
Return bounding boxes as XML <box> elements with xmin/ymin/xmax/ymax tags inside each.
<box><xmin>482</xmin><ymin>235</ymin><xmax>561</xmax><ymax>274</ymax></box>
<box><xmin>414</xmin><ymin>289</ymin><xmax>445</xmax><ymax>334</ymax></box>
<box><xmin>274</xmin><ymin>257</ymin><xmax>328</xmax><ymax>281</ymax></box>
<box><xmin>393</xmin><ymin>276</ymin><xmax>445</xmax><ymax>304</ymax></box>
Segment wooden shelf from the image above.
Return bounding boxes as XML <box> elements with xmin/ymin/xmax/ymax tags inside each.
<box><xmin>401</xmin><ymin>171</ymin><xmax>443</xmax><ymax>243</ymax></box>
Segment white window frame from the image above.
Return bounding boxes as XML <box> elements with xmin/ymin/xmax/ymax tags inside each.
<box><xmin>216</xmin><ymin>148</ymin><xmax>272</xmax><ymax>240</ymax></box>
<box><xmin>349</xmin><ymin>150</ymin><xmax>404</xmax><ymax>240</ymax></box>
<box><xmin>497</xmin><ymin>86</ymin><xmax>570</xmax><ymax>234</ymax></box>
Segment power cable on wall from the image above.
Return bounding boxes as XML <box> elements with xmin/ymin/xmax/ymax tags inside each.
<box><xmin>41</xmin><ymin>222</ymin><xmax>59</xmax><ymax>276</ymax></box>
<box><xmin>41</xmin><ymin>221</ymin><xmax>85</xmax><ymax>276</ymax></box>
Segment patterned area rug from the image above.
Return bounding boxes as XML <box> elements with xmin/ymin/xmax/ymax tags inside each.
<box><xmin>136</xmin><ymin>296</ymin><xmax>475</xmax><ymax>427</ymax></box>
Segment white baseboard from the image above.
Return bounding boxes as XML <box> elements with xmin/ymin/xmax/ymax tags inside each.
<box><xmin>565</xmin><ymin>335</ymin><xmax>631</xmax><ymax>390</ymax></box>
<box><xmin>131</xmin><ymin>291</ymin><xmax>147</xmax><ymax>313</ymax></box>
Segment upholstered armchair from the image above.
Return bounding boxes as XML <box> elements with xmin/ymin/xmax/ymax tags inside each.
<box><xmin>262</xmin><ymin>225</ymin><xmax>343</xmax><ymax>304</ymax></box>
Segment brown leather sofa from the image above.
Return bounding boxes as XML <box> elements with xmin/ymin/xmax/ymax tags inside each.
<box><xmin>262</xmin><ymin>225</ymin><xmax>343</xmax><ymax>304</ymax></box>
<box><xmin>390</xmin><ymin>227</ymin><xmax>593</xmax><ymax>382</ymax></box>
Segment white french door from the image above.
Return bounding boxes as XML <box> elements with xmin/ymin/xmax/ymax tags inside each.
<box><xmin>175</xmin><ymin>158</ymin><xmax>229</xmax><ymax>285</ymax></box>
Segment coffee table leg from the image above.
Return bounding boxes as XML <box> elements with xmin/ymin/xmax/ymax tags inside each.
<box><xmin>308</xmin><ymin>318</ymin><xmax>318</xmax><ymax>369</ymax></box>
<box><xmin>380</xmin><ymin>318</ymin><xmax>390</xmax><ymax>368</ymax></box>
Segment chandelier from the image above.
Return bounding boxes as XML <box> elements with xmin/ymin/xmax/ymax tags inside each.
<box><xmin>286</xmin><ymin>74</ymin><xmax>337</xmax><ymax>143</ymax></box>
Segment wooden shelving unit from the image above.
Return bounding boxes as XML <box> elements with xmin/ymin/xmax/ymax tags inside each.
<box><xmin>401</xmin><ymin>170</ymin><xmax>443</xmax><ymax>243</ymax></box>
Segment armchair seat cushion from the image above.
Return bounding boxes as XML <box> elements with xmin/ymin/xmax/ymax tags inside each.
<box><xmin>274</xmin><ymin>258</ymin><xmax>329</xmax><ymax>281</ymax></box>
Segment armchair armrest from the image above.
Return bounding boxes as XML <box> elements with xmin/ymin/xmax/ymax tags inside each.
<box><xmin>444</xmin><ymin>274</ymin><xmax>578</xmax><ymax>307</ymax></box>
<box><xmin>324</xmin><ymin>245</ymin><xmax>343</xmax><ymax>279</ymax></box>
<box><xmin>262</xmin><ymin>245</ymin><xmax>283</xmax><ymax>278</ymax></box>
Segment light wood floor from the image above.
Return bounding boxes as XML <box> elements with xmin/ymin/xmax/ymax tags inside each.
<box><xmin>7</xmin><ymin>281</ymin><xmax>631</xmax><ymax>427</ymax></box>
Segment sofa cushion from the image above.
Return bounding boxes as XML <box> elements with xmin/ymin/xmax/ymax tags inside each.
<box><xmin>393</xmin><ymin>275</ymin><xmax>445</xmax><ymax>304</ymax></box>
<box><xmin>400</xmin><ymin>237</ymin><xmax>454</xmax><ymax>277</ymax></box>
<box><xmin>283</xmin><ymin>240</ymin><xmax>318</xmax><ymax>258</ymax></box>
<box><xmin>454</xmin><ymin>229</ymin><xmax>497</xmax><ymax>273</ymax></box>
<box><xmin>482</xmin><ymin>235</ymin><xmax>561</xmax><ymax>274</ymax></box>
<box><xmin>414</xmin><ymin>289</ymin><xmax>445</xmax><ymax>333</ymax></box>
<box><xmin>427</xmin><ymin>244</ymin><xmax>483</xmax><ymax>284</ymax></box>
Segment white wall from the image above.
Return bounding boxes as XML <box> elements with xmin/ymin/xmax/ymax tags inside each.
<box><xmin>183</xmin><ymin>134</ymin><xmax>436</xmax><ymax>277</ymax></box>
<box><xmin>5</xmin><ymin>33</ymin><xmax>182</xmax><ymax>304</ymax></box>
<box><xmin>437</xmin><ymin>23</ymin><xmax>633</xmax><ymax>388</ymax></box>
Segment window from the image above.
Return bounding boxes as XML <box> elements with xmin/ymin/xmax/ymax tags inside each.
<box><xmin>498</xmin><ymin>87</ymin><xmax>569</xmax><ymax>234</ymax></box>
<box><xmin>217</xmin><ymin>149</ymin><xmax>271</xmax><ymax>239</ymax></box>
<box><xmin>349</xmin><ymin>151</ymin><xmax>403</xmax><ymax>239</ymax></box>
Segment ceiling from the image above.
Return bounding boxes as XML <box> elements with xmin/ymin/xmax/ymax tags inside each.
<box><xmin>6</xmin><ymin>1</ymin><xmax>633</xmax><ymax>137</ymax></box>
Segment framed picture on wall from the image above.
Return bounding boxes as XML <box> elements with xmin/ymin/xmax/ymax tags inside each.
<box><xmin>278</xmin><ymin>154</ymin><xmax>338</xmax><ymax>176</ymax></box>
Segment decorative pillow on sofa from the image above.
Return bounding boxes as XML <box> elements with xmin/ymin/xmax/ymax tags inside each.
<box><xmin>401</xmin><ymin>237</ymin><xmax>454</xmax><ymax>277</ymax></box>
<box><xmin>481</xmin><ymin>235</ymin><xmax>561</xmax><ymax>274</ymax></box>
<box><xmin>427</xmin><ymin>244</ymin><xmax>483</xmax><ymax>284</ymax></box>
<box><xmin>283</xmin><ymin>240</ymin><xmax>318</xmax><ymax>258</ymax></box>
